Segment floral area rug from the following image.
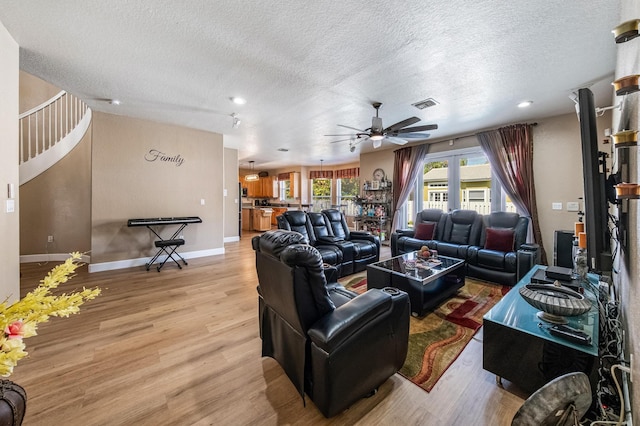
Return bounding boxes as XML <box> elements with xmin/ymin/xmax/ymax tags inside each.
<box><xmin>340</xmin><ymin>272</ymin><xmax>509</xmax><ymax>392</ymax></box>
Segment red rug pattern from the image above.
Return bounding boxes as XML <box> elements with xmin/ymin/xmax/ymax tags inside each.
<box><xmin>340</xmin><ymin>272</ymin><xmax>509</xmax><ymax>392</ymax></box>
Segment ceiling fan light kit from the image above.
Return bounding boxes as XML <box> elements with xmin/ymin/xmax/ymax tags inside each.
<box><xmin>327</xmin><ymin>102</ymin><xmax>438</xmax><ymax>150</ymax></box>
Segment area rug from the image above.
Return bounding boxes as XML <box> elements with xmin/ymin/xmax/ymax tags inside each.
<box><xmin>339</xmin><ymin>272</ymin><xmax>509</xmax><ymax>392</ymax></box>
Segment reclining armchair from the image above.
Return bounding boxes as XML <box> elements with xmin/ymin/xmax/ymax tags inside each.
<box><xmin>322</xmin><ymin>209</ymin><xmax>380</xmax><ymax>273</ymax></box>
<box><xmin>253</xmin><ymin>230</ymin><xmax>410</xmax><ymax>418</ymax></box>
<box><xmin>277</xmin><ymin>210</ymin><xmax>344</xmax><ymax>275</ymax></box>
<box><xmin>391</xmin><ymin>209</ymin><xmax>447</xmax><ymax>256</ymax></box>
<box><xmin>466</xmin><ymin>211</ymin><xmax>540</xmax><ymax>285</ymax></box>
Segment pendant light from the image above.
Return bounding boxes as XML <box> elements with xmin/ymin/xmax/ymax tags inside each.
<box><xmin>245</xmin><ymin>161</ymin><xmax>259</xmax><ymax>181</ymax></box>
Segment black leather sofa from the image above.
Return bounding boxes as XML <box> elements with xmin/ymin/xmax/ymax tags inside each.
<box><xmin>253</xmin><ymin>230</ymin><xmax>410</xmax><ymax>417</ymax></box>
<box><xmin>391</xmin><ymin>209</ymin><xmax>540</xmax><ymax>285</ymax></box>
<box><xmin>277</xmin><ymin>210</ymin><xmax>380</xmax><ymax>277</ymax></box>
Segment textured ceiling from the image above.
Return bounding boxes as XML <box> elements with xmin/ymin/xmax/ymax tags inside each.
<box><xmin>0</xmin><ymin>1</ymin><xmax>621</xmax><ymax>169</ymax></box>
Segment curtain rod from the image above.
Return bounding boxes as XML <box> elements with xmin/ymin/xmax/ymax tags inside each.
<box><xmin>393</xmin><ymin>122</ymin><xmax>539</xmax><ymax>152</ymax></box>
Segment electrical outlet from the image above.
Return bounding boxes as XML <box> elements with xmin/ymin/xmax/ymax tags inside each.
<box><xmin>552</xmin><ymin>202</ymin><xmax>563</xmax><ymax>210</ymax></box>
<box><xmin>47</xmin><ymin>235</ymin><xmax>54</xmax><ymax>243</ymax></box>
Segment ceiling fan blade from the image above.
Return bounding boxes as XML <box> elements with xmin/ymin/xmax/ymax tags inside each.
<box><xmin>395</xmin><ymin>124</ymin><xmax>438</xmax><ymax>133</ymax></box>
<box><xmin>385</xmin><ymin>137</ymin><xmax>408</xmax><ymax>145</ymax></box>
<box><xmin>392</xmin><ymin>132</ymin><xmax>431</xmax><ymax>139</ymax></box>
<box><xmin>324</xmin><ymin>133</ymin><xmax>355</xmax><ymax>137</ymax></box>
<box><xmin>384</xmin><ymin>117</ymin><xmax>420</xmax><ymax>132</ymax></box>
<box><xmin>329</xmin><ymin>138</ymin><xmax>354</xmax><ymax>144</ymax></box>
<box><xmin>337</xmin><ymin>124</ymin><xmax>367</xmax><ymax>132</ymax></box>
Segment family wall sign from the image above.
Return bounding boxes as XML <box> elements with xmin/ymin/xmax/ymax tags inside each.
<box><xmin>144</xmin><ymin>149</ymin><xmax>184</xmax><ymax>167</ymax></box>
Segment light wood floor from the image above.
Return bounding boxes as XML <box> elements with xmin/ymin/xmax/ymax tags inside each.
<box><xmin>13</xmin><ymin>232</ymin><xmax>525</xmax><ymax>425</ymax></box>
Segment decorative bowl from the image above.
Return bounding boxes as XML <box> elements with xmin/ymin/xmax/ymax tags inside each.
<box><xmin>519</xmin><ymin>282</ymin><xmax>592</xmax><ymax>324</ymax></box>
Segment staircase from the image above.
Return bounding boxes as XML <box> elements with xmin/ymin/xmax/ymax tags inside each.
<box><xmin>19</xmin><ymin>91</ymin><xmax>91</xmax><ymax>184</ymax></box>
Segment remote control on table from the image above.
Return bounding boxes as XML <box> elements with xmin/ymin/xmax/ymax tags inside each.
<box><xmin>549</xmin><ymin>324</ymin><xmax>592</xmax><ymax>346</ymax></box>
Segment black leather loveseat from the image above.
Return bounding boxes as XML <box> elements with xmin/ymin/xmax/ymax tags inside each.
<box><xmin>391</xmin><ymin>209</ymin><xmax>540</xmax><ymax>285</ymax></box>
<box><xmin>253</xmin><ymin>230</ymin><xmax>410</xmax><ymax>417</ymax></box>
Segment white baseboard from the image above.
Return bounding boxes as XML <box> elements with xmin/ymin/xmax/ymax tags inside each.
<box><xmin>88</xmin><ymin>248</ymin><xmax>225</xmax><ymax>273</ymax></box>
<box><xmin>224</xmin><ymin>236</ymin><xmax>240</xmax><ymax>243</ymax></box>
<box><xmin>20</xmin><ymin>253</ymin><xmax>91</xmax><ymax>264</ymax></box>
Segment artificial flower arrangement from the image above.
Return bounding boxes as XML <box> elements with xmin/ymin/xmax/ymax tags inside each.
<box><xmin>0</xmin><ymin>252</ymin><xmax>101</xmax><ymax>377</ymax></box>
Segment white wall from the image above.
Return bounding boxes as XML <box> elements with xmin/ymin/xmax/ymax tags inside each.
<box><xmin>0</xmin><ymin>20</ymin><xmax>20</xmax><ymax>303</ymax></box>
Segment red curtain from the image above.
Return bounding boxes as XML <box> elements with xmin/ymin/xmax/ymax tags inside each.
<box><xmin>309</xmin><ymin>170</ymin><xmax>334</xmax><ymax>179</ymax></box>
<box><xmin>335</xmin><ymin>167</ymin><xmax>359</xmax><ymax>179</ymax></box>
<box><xmin>478</xmin><ymin>123</ymin><xmax>547</xmax><ymax>264</ymax></box>
<box><xmin>391</xmin><ymin>144</ymin><xmax>429</xmax><ymax>232</ymax></box>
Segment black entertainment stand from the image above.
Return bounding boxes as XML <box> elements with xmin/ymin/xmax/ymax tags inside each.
<box><xmin>483</xmin><ymin>265</ymin><xmax>600</xmax><ymax>394</ymax></box>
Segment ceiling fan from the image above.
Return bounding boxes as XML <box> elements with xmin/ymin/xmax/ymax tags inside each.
<box><xmin>326</xmin><ymin>102</ymin><xmax>437</xmax><ymax>149</ymax></box>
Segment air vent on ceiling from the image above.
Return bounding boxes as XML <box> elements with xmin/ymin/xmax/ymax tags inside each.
<box><xmin>412</xmin><ymin>98</ymin><xmax>439</xmax><ymax>110</ymax></box>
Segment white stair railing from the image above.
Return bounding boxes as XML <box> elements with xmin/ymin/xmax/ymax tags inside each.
<box><xmin>18</xmin><ymin>91</ymin><xmax>91</xmax><ymax>185</ymax></box>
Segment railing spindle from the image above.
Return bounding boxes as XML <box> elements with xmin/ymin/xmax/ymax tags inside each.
<box><xmin>18</xmin><ymin>91</ymin><xmax>90</xmax><ymax>168</ymax></box>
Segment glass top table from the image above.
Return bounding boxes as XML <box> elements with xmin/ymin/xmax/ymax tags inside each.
<box><xmin>367</xmin><ymin>252</ymin><xmax>465</xmax><ymax>316</ymax></box>
<box><xmin>368</xmin><ymin>251</ymin><xmax>464</xmax><ymax>283</ymax></box>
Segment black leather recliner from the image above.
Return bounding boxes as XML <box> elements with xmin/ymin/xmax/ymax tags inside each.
<box><xmin>321</xmin><ymin>209</ymin><xmax>380</xmax><ymax>273</ymax></box>
<box><xmin>391</xmin><ymin>209</ymin><xmax>447</xmax><ymax>254</ymax></box>
<box><xmin>467</xmin><ymin>211</ymin><xmax>540</xmax><ymax>285</ymax></box>
<box><xmin>277</xmin><ymin>210</ymin><xmax>344</xmax><ymax>275</ymax></box>
<box><xmin>434</xmin><ymin>209</ymin><xmax>483</xmax><ymax>258</ymax></box>
<box><xmin>253</xmin><ymin>230</ymin><xmax>410</xmax><ymax>418</ymax></box>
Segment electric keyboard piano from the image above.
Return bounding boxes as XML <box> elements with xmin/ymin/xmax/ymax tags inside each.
<box><xmin>127</xmin><ymin>216</ymin><xmax>202</xmax><ymax>271</ymax></box>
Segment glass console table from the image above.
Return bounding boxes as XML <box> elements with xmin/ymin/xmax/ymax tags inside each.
<box><xmin>483</xmin><ymin>265</ymin><xmax>600</xmax><ymax>394</ymax></box>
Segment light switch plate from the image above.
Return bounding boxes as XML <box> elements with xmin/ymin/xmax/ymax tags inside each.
<box><xmin>5</xmin><ymin>200</ymin><xmax>14</xmax><ymax>213</ymax></box>
<box><xmin>567</xmin><ymin>202</ymin><xmax>580</xmax><ymax>212</ymax></box>
<box><xmin>552</xmin><ymin>202</ymin><xmax>563</xmax><ymax>210</ymax></box>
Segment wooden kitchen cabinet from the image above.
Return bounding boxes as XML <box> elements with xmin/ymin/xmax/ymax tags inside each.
<box><xmin>246</xmin><ymin>176</ymin><xmax>277</xmax><ymax>198</ymax></box>
<box><xmin>289</xmin><ymin>172</ymin><xmax>300</xmax><ymax>198</ymax></box>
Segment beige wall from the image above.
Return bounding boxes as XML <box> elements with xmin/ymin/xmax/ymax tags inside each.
<box><xmin>20</xmin><ymin>127</ymin><xmax>92</xmax><ymax>255</ymax></box>
<box><xmin>19</xmin><ymin>73</ymin><xmax>92</xmax><ymax>256</ymax></box>
<box><xmin>614</xmin><ymin>0</ymin><xmax>640</xmax><ymax>415</ymax></box>
<box><xmin>91</xmin><ymin>112</ymin><xmax>224</xmax><ymax>264</ymax></box>
<box><xmin>223</xmin><ymin>147</ymin><xmax>239</xmax><ymax>239</ymax></box>
<box><xmin>0</xmin><ymin>21</ymin><xmax>20</xmax><ymax>303</ymax></box>
<box><xmin>19</xmin><ymin>71</ymin><xmax>60</xmax><ymax>112</ymax></box>
<box><xmin>533</xmin><ymin>111</ymin><xmax>612</xmax><ymax>265</ymax></box>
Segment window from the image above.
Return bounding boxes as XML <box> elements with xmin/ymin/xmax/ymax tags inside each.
<box><xmin>398</xmin><ymin>147</ymin><xmax>515</xmax><ymax>228</ymax></box>
<box><xmin>278</xmin><ymin>179</ymin><xmax>290</xmax><ymax>200</ymax></box>
<box><xmin>311</xmin><ymin>179</ymin><xmax>332</xmax><ymax>212</ymax></box>
<box><xmin>337</xmin><ymin>177</ymin><xmax>359</xmax><ymax>216</ymax></box>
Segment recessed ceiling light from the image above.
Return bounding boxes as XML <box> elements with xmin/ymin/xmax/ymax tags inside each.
<box><xmin>231</xmin><ymin>97</ymin><xmax>246</xmax><ymax>105</ymax></box>
<box><xmin>518</xmin><ymin>101</ymin><xmax>533</xmax><ymax>108</ymax></box>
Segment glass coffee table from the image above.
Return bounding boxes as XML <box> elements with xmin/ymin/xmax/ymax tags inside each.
<box><xmin>367</xmin><ymin>252</ymin><xmax>465</xmax><ymax>317</ymax></box>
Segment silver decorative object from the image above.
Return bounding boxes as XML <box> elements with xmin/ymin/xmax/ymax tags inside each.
<box><xmin>519</xmin><ymin>281</ymin><xmax>592</xmax><ymax>324</ymax></box>
<box><xmin>574</xmin><ymin>248</ymin><xmax>588</xmax><ymax>283</ymax></box>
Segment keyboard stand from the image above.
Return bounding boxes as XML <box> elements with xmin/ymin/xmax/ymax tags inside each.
<box><xmin>127</xmin><ymin>217</ymin><xmax>202</xmax><ymax>272</ymax></box>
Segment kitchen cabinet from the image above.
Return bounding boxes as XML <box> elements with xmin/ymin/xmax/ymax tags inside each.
<box><xmin>289</xmin><ymin>172</ymin><xmax>300</xmax><ymax>198</ymax></box>
<box><xmin>246</xmin><ymin>176</ymin><xmax>277</xmax><ymax>198</ymax></box>
<box><xmin>252</xmin><ymin>208</ymin><xmax>273</xmax><ymax>231</ymax></box>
